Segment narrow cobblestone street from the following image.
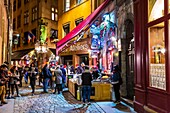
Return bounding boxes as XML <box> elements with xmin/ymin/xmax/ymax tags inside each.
<box><xmin>0</xmin><ymin>83</ymin><xmax>136</xmax><ymax>113</ymax></box>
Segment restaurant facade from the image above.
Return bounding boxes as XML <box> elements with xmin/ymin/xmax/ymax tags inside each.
<box><xmin>134</xmin><ymin>0</ymin><xmax>170</xmax><ymax>112</ymax></box>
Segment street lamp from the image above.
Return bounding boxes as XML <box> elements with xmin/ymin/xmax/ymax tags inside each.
<box><xmin>35</xmin><ymin>41</ymin><xmax>48</xmax><ymax>53</ymax></box>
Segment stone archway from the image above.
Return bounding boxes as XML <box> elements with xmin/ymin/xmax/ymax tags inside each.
<box><xmin>125</xmin><ymin>19</ymin><xmax>134</xmax><ymax>99</ymax></box>
<box><xmin>120</xmin><ymin>19</ymin><xmax>134</xmax><ymax>100</ymax></box>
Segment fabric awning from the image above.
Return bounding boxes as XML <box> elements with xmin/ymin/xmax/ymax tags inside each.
<box><xmin>11</xmin><ymin>49</ymin><xmax>34</xmax><ymax>61</ymax></box>
<box><xmin>56</xmin><ymin>0</ymin><xmax>111</xmax><ymax>54</ymax></box>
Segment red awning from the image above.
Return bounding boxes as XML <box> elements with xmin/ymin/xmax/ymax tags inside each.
<box><xmin>56</xmin><ymin>0</ymin><xmax>111</xmax><ymax>55</ymax></box>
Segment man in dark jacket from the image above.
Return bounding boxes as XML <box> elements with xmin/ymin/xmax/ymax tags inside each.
<box><xmin>110</xmin><ymin>65</ymin><xmax>122</xmax><ymax>104</ymax></box>
<box><xmin>60</xmin><ymin>64</ymin><xmax>66</xmax><ymax>90</ymax></box>
<box><xmin>81</xmin><ymin>69</ymin><xmax>92</xmax><ymax>105</ymax></box>
<box><xmin>42</xmin><ymin>63</ymin><xmax>52</xmax><ymax>93</ymax></box>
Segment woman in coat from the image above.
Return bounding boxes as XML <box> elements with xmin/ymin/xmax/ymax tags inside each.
<box><xmin>9</xmin><ymin>66</ymin><xmax>20</xmax><ymax>98</ymax></box>
<box><xmin>53</xmin><ymin>65</ymin><xmax>63</xmax><ymax>94</ymax></box>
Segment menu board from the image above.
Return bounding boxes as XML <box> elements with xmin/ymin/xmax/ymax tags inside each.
<box><xmin>150</xmin><ymin>64</ymin><xmax>166</xmax><ymax>90</ymax></box>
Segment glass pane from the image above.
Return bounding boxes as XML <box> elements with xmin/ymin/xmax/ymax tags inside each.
<box><xmin>77</xmin><ymin>0</ymin><xmax>82</xmax><ymax>4</ymax></box>
<box><xmin>55</xmin><ymin>14</ymin><xmax>58</xmax><ymax>21</ymax></box>
<box><xmin>149</xmin><ymin>22</ymin><xmax>166</xmax><ymax>90</ymax></box>
<box><xmin>52</xmin><ymin>7</ymin><xmax>54</xmax><ymax>11</ymax></box>
<box><xmin>52</xmin><ymin>13</ymin><xmax>54</xmax><ymax>20</ymax></box>
<box><xmin>65</xmin><ymin>0</ymin><xmax>70</xmax><ymax>11</ymax></box>
<box><xmin>55</xmin><ymin>9</ymin><xmax>58</xmax><ymax>13</ymax></box>
<box><xmin>169</xmin><ymin>0</ymin><xmax>170</xmax><ymax>13</ymax></box>
<box><xmin>148</xmin><ymin>0</ymin><xmax>164</xmax><ymax>22</ymax></box>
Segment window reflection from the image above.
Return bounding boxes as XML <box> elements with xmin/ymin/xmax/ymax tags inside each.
<box><xmin>149</xmin><ymin>22</ymin><xmax>166</xmax><ymax>90</ymax></box>
<box><xmin>148</xmin><ymin>0</ymin><xmax>164</xmax><ymax>22</ymax></box>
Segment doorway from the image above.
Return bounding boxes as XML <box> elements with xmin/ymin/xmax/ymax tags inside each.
<box><xmin>125</xmin><ymin>19</ymin><xmax>134</xmax><ymax>100</ymax></box>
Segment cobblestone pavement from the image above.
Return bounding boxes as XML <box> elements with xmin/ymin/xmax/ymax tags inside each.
<box><xmin>0</xmin><ymin>82</ymin><xmax>136</xmax><ymax>113</ymax></box>
<box><xmin>13</xmin><ymin>86</ymin><xmax>105</xmax><ymax>113</ymax></box>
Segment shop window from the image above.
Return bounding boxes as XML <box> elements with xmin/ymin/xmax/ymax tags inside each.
<box><xmin>64</xmin><ymin>0</ymin><xmax>70</xmax><ymax>12</ymax></box>
<box><xmin>63</xmin><ymin>24</ymin><xmax>70</xmax><ymax>36</ymax></box>
<box><xmin>80</xmin><ymin>55</ymin><xmax>89</xmax><ymax>65</ymax></box>
<box><xmin>148</xmin><ymin>22</ymin><xmax>166</xmax><ymax>90</ymax></box>
<box><xmin>169</xmin><ymin>0</ymin><xmax>170</xmax><ymax>13</ymax></box>
<box><xmin>51</xmin><ymin>7</ymin><xmax>58</xmax><ymax>21</ymax></box>
<box><xmin>148</xmin><ymin>0</ymin><xmax>164</xmax><ymax>22</ymax></box>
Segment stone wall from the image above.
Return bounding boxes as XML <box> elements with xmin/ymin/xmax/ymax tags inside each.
<box><xmin>116</xmin><ymin>0</ymin><xmax>134</xmax><ymax>99</ymax></box>
<box><xmin>0</xmin><ymin>0</ymin><xmax>8</xmax><ymax>64</ymax></box>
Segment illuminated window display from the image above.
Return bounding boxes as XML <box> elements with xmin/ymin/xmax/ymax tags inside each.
<box><xmin>148</xmin><ymin>0</ymin><xmax>164</xmax><ymax>22</ymax></box>
<box><xmin>149</xmin><ymin>22</ymin><xmax>166</xmax><ymax>90</ymax></box>
<box><xmin>169</xmin><ymin>0</ymin><xmax>170</xmax><ymax>13</ymax></box>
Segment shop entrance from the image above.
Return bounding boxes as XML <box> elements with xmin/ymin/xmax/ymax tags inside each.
<box><xmin>61</xmin><ymin>55</ymin><xmax>73</xmax><ymax>65</ymax></box>
<box><xmin>79</xmin><ymin>54</ymin><xmax>89</xmax><ymax>65</ymax></box>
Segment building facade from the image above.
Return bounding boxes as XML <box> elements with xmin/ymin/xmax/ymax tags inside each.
<box><xmin>0</xmin><ymin>0</ymin><xmax>11</xmax><ymax>65</ymax></box>
<box><xmin>116</xmin><ymin>0</ymin><xmax>134</xmax><ymax>100</ymax></box>
<box><xmin>134</xmin><ymin>0</ymin><xmax>170</xmax><ymax>112</ymax></box>
<box><xmin>12</xmin><ymin>0</ymin><xmax>58</xmax><ymax>65</ymax></box>
<box><xmin>57</xmin><ymin>0</ymin><xmax>135</xmax><ymax>102</ymax></box>
<box><xmin>57</xmin><ymin>0</ymin><xmax>106</xmax><ymax>67</ymax></box>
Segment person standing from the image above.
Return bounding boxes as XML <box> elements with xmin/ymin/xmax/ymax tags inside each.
<box><xmin>76</xmin><ymin>62</ymin><xmax>85</xmax><ymax>74</ymax></box>
<box><xmin>9</xmin><ymin>66</ymin><xmax>21</xmax><ymax>98</ymax></box>
<box><xmin>18</xmin><ymin>65</ymin><xmax>24</xmax><ymax>87</ymax></box>
<box><xmin>42</xmin><ymin>63</ymin><xmax>52</xmax><ymax>93</ymax></box>
<box><xmin>0</xmin><ymin>64</ymin><xmax>9</xmax><ymax>105</ymax></box>
<box><xmin>53</xmin><ymin>65</ymin><xmax>63</xmax><ymax>94</ymax></box>
<box><xmin>110</xmin><ymin>65</ymin><xmax>122</xmax><ymax>104</ymax></box>
<box><xmin>60</xmin><ymin>64</ymin><xmax>66</xmax><ymax>90</ymax></box>
<box><xmin>81</xmin><ymin>69</ymin><xmax>93</xmax><ymax>105</ymax></box>
<box><xmin>50</xmin><ymin>66</ymin><xmax>56</xmax><ymax>93</ymax></box>
<box><xmin>28</xmin><ymin>63</ymin><xmax>38</xmax><ymax>96</ymax></box>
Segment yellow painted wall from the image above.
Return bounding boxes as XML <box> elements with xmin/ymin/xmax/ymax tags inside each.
<box><xmin>58</xmin><ymin>0</ymin><xmax>92</xmax><ymax>40</ymax></box>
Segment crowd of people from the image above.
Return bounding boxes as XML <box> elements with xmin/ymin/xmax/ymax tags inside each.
<box><xmin>0</xmin><ymin>61</ymin><xmax>122</xmax><ymax>106</ymax></box>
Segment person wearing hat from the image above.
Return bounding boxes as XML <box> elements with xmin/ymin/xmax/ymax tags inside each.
<box><xmin>76</xmin><ymin>62</ymin><xmax>85</xmax><ymax>74</ymax></box>
<box><xmin>0</xmin><ymin>64</ymin><xmax>9</xmax><ymax>105</ymax></box>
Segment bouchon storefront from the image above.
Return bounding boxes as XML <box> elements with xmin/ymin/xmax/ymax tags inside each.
<box><xmin>134</xmin><ymin>0</ymin><xmax>170</xmax><ymax>112</ymax></box>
